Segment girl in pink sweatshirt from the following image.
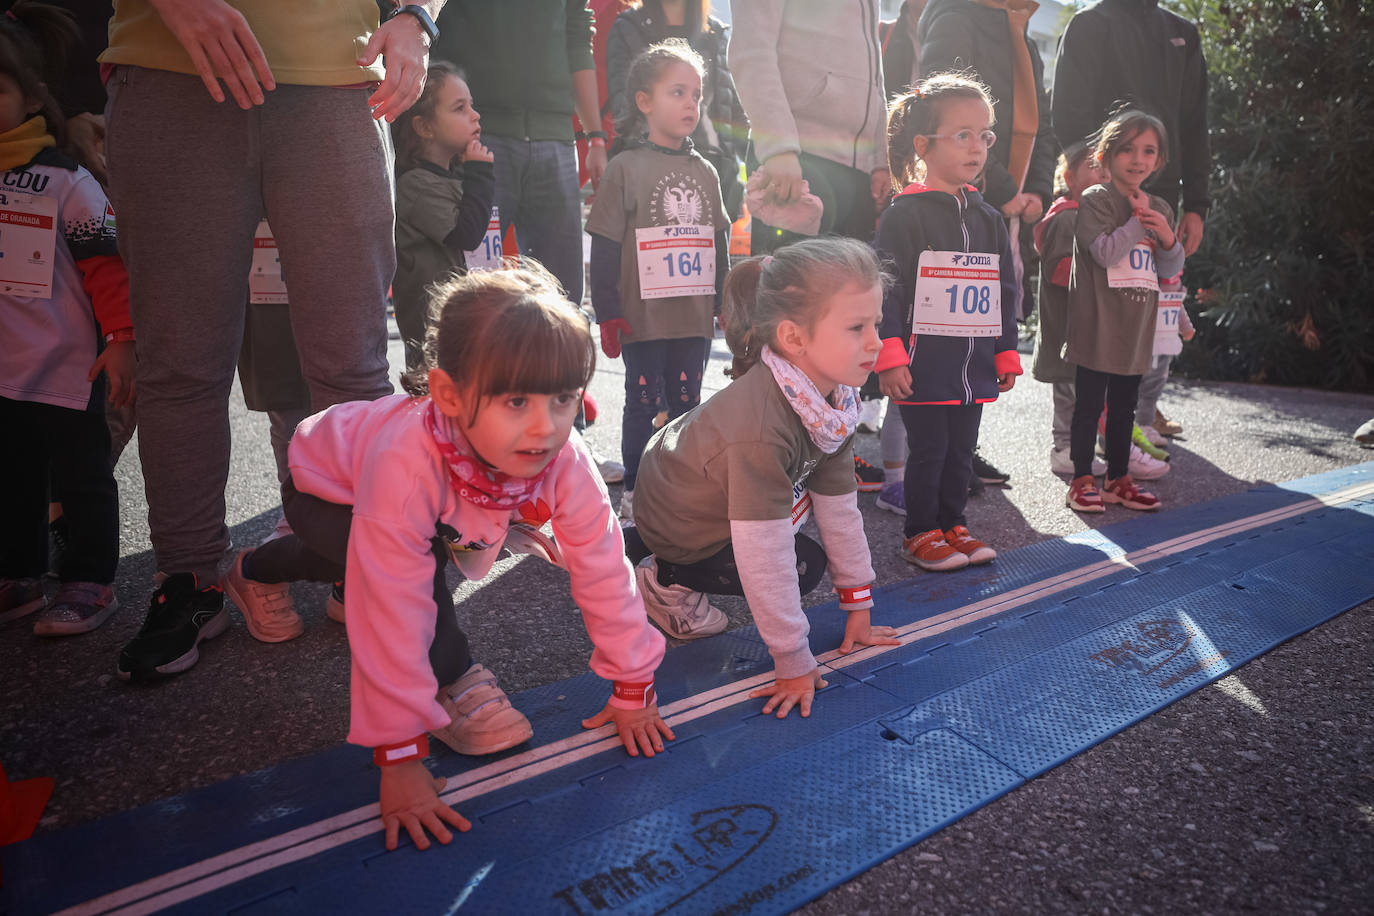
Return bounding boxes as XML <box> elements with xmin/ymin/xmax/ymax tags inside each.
<box><xmin>225</xmin><ymin>266</ymin><xmax>672</xmax><ymax>852</ymax></box>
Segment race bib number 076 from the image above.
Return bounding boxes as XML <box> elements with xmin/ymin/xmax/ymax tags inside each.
<box><xmin>1108</xmin><ymin>242</ymin><xmax>1160</xmax><ymax>291</ymax></box>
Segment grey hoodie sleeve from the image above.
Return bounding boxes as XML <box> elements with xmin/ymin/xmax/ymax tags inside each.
<box><xmin>730</xmin><ymin>517</ymin><xmax>817</xmax><ymax>679</ymax></box>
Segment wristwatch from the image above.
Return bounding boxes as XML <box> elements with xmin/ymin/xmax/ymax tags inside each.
<box><xmin>390</xmin><ymin>4</ymin><xmax>439</xmax><ymax>43</ymax></box>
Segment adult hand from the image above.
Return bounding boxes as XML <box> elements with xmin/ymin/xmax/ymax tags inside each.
<box><xmin>1177</xmin><ymin>211</ymin><xmax>1205</xmax><ymax>256</ymax></box>
<box><xmin>838</xmin><ymin>610</ymin><xmax>900</xmax><ymax>654</ymax></box>
<box><xmin>67</xmin><ymin>113</ymin><xmax>106</xmax><ymax>183</ymax></box>
<box><xmin>750</xmin><ymin>668</ymin><xmax>828</xmax><ymax>719</ymax></box>
<box><xmin>599</xmin><ymin>318</ymin><xmax>631</xmax><ymax>359</ymax></box>
<box><xmin>879</xmin><ymin>365</ymin><xmax>912</xmax><ymax>400</ymax></box>
<box><xmin>360</xmin><ymin>11</ymin><xmax>432</xmax><ymax>123</ymax></box>
<box><xmin>1020</xmin><ymin>195</ymin><xmax>1044</xmax><ymax>223</ymax></box>
<box><xmin>582</xmin><ymin>702</ymin><xmax>676</xmax><ymax>758</ymax></box>
<box><xmin>462</xmin><ymin>137</ymin><xmax>494</xmax><ymax>164</ymax></box>
<box><xmin>90</xmin><ymin>340</ymin><xmax>136</xmax><ymax>407</ymax></box>
<box><xmin>760</xmin><ymin>153</ymin><xmax>804</xmax><ymax>206</ymax></box>
<box><xmin>997</xmin><ymin>371</ymin><xmax>1017</xmax><ymax>393</ymax></box>
<box><xmin>378</xmin><ymin>759</ymin><xmax>470</xmax><ymax>851</ymax></box>
<box><xmin>999</xmin><ymin>192</ymin><xmax>1033</xmax><ymax>220</ymax></box>
<box><xmin>584</xmin><ymin>143</ymin><xmax>608</xmax><ymax>190</ymax></box>
<box><xmin>147</xmin><ymin>0</ymin><xmax>274</xmax><ymax>108</ymax></box>
<box><xmin>870</xmin><ymin>168</ymin><xmax>892</xmax><ymax>208</ymax></box>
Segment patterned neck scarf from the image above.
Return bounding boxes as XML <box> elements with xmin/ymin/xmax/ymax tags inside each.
<box><xmin>758</xmin><ymin>345</ymin><xmax>860</xmax><ymax>454</ymax></box>
<box><xmin>424</xmin><ymin>401</ymin><xmax>554</xmax><ymax>510</ymax></box>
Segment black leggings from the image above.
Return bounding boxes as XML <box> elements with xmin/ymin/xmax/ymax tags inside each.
<box><xmin>1070</xmin><ymin>365</ymin><xmax>1142</xmax><ymax>480</ymax></box>
<box><xmin>242</xmin><ymin>476</ymin><xmax>472</xmax><ymax>687</ymax></box>
<box><xmin>622</xmin><ymin>526</ymin><xmax>828</xmax><ymax>596</ymax></box>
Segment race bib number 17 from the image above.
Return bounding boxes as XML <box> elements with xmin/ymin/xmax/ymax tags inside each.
<box><xmin>911</xmin><ymin>250</ymin><xmax>1001</xmax><ymax>338</ymax></box>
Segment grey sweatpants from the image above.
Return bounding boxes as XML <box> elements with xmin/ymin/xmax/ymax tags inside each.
<box><xmin>1052</xmin><ymin>381</ymin><xmax>1075</xmax><ymax>452</ymax></box>
<box><xmin>105</xmin><ymin>68</ymin><xmax>395</xmax><ymax>582</ymax></box>
<box><xmin>1135</xmin><ymin>355</ymin><xmax>1172</xmax><ymax>427</ymax></box>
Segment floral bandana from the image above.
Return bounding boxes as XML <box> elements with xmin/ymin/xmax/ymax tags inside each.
<box><xmin>424</xmin><ymin>401</ymin><xmax>555</xmax><ymax>510</ymax></box>
<box><xmin>758</xmin><ymin>345</ymin><xmax>860</xmax><ymax>454</ymax></box>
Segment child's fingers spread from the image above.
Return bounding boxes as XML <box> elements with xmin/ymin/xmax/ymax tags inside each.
<box><xmin>436</xmin><ymin>804</ymin><xmax>471</xmax><ymax>832</ymax></box>
<box><xmin>405</xmin><ymin>819</ymin><xmax>431</xmax><ymax>851</ymax></box>
<box><xmin>619</xmin><ymin>729</ymin><xmax>640</xmax><ymax>756</ymax></box>
<box><xmin>420</xmin><ymin>811</ymin><xmax>453</xmax><ymax>845</ymax></box>
<box><xmin>384</xmin><ymin>816</ymin><xmax>400</xmax><ymax>851</ymax></box>
<box><xmin>654</xmin><ymin>719</ymin><xmax>676</xmax><ymax>742</ymax></box>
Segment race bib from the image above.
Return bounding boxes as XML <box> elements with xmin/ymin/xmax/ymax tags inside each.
<box><xmin>790</xmin><ymin>479</ymin><xmax>813</xmax><ymax>533</ymax></box>
<box><xmin>1154</xmin><ymin>289</ymin><xmax>1186</xmax><ymax>357</ymax></box>
<box><xmin>635</xmin><ymin>224</ymin><xmax>715</xmax><ymax>299</ymax></box>
<box><xmin>464</xmin><ymin>206</ymin><xmax>503</xmax><ymax>272</ymax></box>
<box><xmin>911</xmin><ymin>250</ymin><xmax>1001</xmax><ymax>338</ymax></box>
<box><xmin>1107</xmin><ymin>242</ymin><xmax>1160</xmax><ymax>291</ymax></box>
<box><xmin>0</xmin><ymin>190</ymin><xmax>57</xmax><ymax>300</ymax></box>
<box><xmin>248</xmin><ymin>219</ymin><xmax>287</xmax><ymax>304</ymax></box>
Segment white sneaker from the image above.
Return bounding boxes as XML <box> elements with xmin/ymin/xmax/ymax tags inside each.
<box><xmin>857</xmin><ymin>398</ymin><xmax>882</xmax><ymax>433</ymax></box>
<box><xmin>618</xmin><ymin>489</ymin><xmax>634</xmax><ymax>520</ymax></box>
<box><xmin>635</xmin><ymin>557</ymin><xmax>726</xmax><ymax>639</ymax></box>
<box><xmin>1128</xmin><ymin>444</ymin><xmax>1171</xmax><ymax>480</ymax></box>
<box><xmin>1051</xmin><ymin>447</ymin><xmax>1107</xmax><ymax>477</ymax></box>
<box><xmin>1139</xmin><ymin>424</ymin><xmax>1168</xmax><ymax>447</ymax></box>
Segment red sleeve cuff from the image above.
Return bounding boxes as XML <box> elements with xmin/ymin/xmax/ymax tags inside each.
<box><xmin>609</xmin><ymin>680</ymin><xmax>656</xmax><ymax>710</ymax></box>
<box><xmin>995</xmin><ymin>349</ymin><xmax>1024</xmax><ymax>377</ymax></box>
<box><xmin>874</xmin><ymin>337</ymin><xmax>909</xmax><ymax>373</ymax></box>
<box><xmin>1050</xmin><ymin>257</ymin><xmax>1072</xmax><ymax>287</ymax></box>
<box><xmin>836</xmin><ymin>584</ymin><xmax>875</xmax><ymax>611</ymax></box>
<box><xmin>373</xmin><ymin>734</ymin><xmax>429</xmax><ymax>766</ymax></box>
<box><xmin>76</xmin><ymin>254</ymin><xmax>131</xmax><ymax>337</ymax></box>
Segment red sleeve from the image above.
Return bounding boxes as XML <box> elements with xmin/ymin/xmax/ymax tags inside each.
<box><xmin>1050</xmin><ymin>256</ymin><xmax>1072</xmax><ymax>288</ymax></box>
<box><xmin>76</xmin><ymin>254</ymin><xmax>132</xmax><ymax>337</ymax></box>
<box><xmin>995</xmin><ymin>349</ymin><xmax>1024</xmax><ymax>377</ymax></box>
<box><xmin>874</xmin><ymin>336</ymin><xmax>909</xmax><ymax>373</ymax></box>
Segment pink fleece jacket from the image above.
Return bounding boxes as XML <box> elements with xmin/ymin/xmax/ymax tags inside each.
<box><xmin>288</xmin><ymin>394</ymin><xmax>665</xmax><ymax>749</ymax></box>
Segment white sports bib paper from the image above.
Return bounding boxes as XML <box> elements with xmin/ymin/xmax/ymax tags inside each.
<box><xmin>1154</xmin><ymin>289</ymin><xmax>1186</xmax><ymax>357</ymax></box>
<box><xmin>911</xmin><ymin>250</ymin><xmax>1001</xmax><ymax>338</ymax></box>
<box><xmin>0</xmin><ymin>190</ymin><xmax>57</xmax><ymax>300</ymax></box>
<box><xmin>1108</xmin><ymin>242</ymin><xmax>1160</xmax><ymax>291</ymax></box>
<box><xmin>790</xmin><ymin>479</ymin><xmax>813</xmax><ymax>533</ymax></box>
<box><xmin>249</xmin><ymin>219</ymin><xmax>287</xmax><ymax>304</ymax></box>
<box><xmin>465</xmin><ymin>206</ymin><xmax>503</xmax><ymax>272</ymax></box>
<box><xmin>635</xmin><ymin>224</ymin><xmax>715</xmax><ymax>299</ymax></box>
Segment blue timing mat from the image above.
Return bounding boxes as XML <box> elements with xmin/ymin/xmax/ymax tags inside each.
<box><xmin>7</xmin><ymin>463</ymin><xmax>1374</xmax><ymax>916</ymax></box>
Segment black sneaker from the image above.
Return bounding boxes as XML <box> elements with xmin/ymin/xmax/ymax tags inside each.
<box><xmin>117</xmin><ymin>573</ymin><xmax>228</xmax><ymax>682</ymax></box>
<box><xmin>972</xmin><ymin>449</ymin><xmax>1010</xmax><ymax>486</ymax></box>
<box><xmin>853</xmin><ymin>455</ymin><xmax>885</xmax><ymax>493</ymax></box>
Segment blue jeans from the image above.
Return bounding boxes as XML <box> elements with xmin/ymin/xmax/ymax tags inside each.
<box><xmin>485</xmin><ymin>135</ymin><xmax>584</xmax><ymax>305</ymax></box>
<box><xmin>620</xmin><ymin>337</ymin><xmax>710</xmax><ymax>490</ymax></box>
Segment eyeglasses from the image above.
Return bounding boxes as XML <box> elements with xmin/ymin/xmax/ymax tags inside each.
<box><xmin>924</xmin><ymin>129</ymin><xmax>998</xmax><ymax>149</ymax></box>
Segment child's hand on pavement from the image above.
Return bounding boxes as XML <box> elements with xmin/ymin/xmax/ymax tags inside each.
<box><xmin>879</xmin><ymin>365</ymin><xmax>912</xmax><ymax>399</ymax></box>
<box><xmin>463</xmin><ymin>137</ymin><xmax>493</xmax><ymax>163</ymax></box>
<box><xmin>838</xmin><ymin>609</ymin><xmax>900</xmax><ymax>654</ymax></box>
<box><xmin>750</xmin><ymin>668</ymin><xmax>828</xmax><ymax>719</ymax></box>
<box><xmin>89</xmin><ymin>340</ymin><xmax>136</xmax><ymax>407</ymax></box>
<box><xmin>582</xmin><ymin>702</ymin><xmax>676</xmax><ymax>758</ymax></box>
<box><xmin>379</xmin><ymin>759</ymin><xmax>470</xmax><ymax>851</ymax></box>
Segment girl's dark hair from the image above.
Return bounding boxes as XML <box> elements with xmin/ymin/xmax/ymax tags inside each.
<box><xmin>632</xmin><ymin>0</ymin><xmax>709</xmax><ymax>35</ymax></box>
<box><xmin>400</xmin><ymin>262</ymin><xmax>596</xmax><ymax>422</ymax></box>
<box><xmin>885</xmin><ymin>71</ymin><xmax>995</xmax><ymax>191</ymax></box>
<box><xmin>391</xmin><ymin>60</ymin><xmax>465</xmax><ymax>172</ymax></box>
<box><xmin>613</xmin><ymin>38</ymin><xmax>705</xmax><ymax>141</ymax></box>
<box><xmin>1053</xmin><ymin>141</ymin><xmax>1094</xmax><ymax>197</ymax></box>
<box><xmin>0</xmin><ymin>1</ymin><xmax>78</xmax><ymax>144</ymax></box>
<box><xmin>1093</xmin><ymin>107</ymin><xmax>1169</xmax><ymax>178</ymax></box>
<box><xmin>721</xmin><ymin>237</ymin><xmax>890</xmax><ymax>380</ymax></box>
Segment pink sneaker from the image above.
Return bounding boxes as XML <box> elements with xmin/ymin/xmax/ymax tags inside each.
<box><xmin>1102</xmin><ymin>474</ymin><xmax>1162</xmax><ymax>511</ymax></box>
<box><xmin>222</xmin><ymin>550</ymin><xmax>304</xmax><ymax>643</ymax></box>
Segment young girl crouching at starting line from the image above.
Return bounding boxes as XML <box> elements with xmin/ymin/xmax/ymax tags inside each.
<box><xmin>624</xmin><ymin>237</ymin><xmax>900</xmax><ymax>720</ymax></box>
<box><xmin>223</xmin><ymin>266</ymin><xmax>673</xmax><ymax>850</ymax></box>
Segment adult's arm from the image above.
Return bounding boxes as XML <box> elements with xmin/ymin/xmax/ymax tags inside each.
<box><xmin>1050</xmin><ymin>10</ymin><xmax>1107</xmax><ymax>150</ymax></box>
<box><xmin>1023</xmin><ymin>41</ymin><xmax>1058</xmax><ymax>206</ymax></box>
<box><xmin>1177</xmin><ymin>27</ymin><xmax>1211</xmax><ymax>221</ymax></box>
<box><xmin>726</xmin><ymin>0</ymin><xmax>800</xmax><ymax>166</ymax></box>
<box><xmin>361</xmin><ymin>1</ymin><xmax>446</xmax><ymax>123</ymax></box>
<box><xmin>604</xmin><ymin>15</ymin><xmax>641</xmax><ymax>129</ymax></box>
<box><xmin>145</xmin><ymin>0</ymin><xmax>274</xmax><ymax>108</ymax></box>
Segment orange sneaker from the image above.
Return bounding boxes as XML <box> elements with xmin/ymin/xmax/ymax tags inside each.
<box><xmin>944</xmin><ymin>526</ymin><xmax>996</xmax><ymax>565</ymax></box>
<box><xmin>1102</xmin><ymin>474</ymin><xmax>1161</xmax><ymax>511</ymax></box>
<box><xmin>1066</xmin><ymin>475</ymin><xmax>1105</xmax><ymax>514</ymax></box>
<box><xmin>900</xmin><ymin>529</ymin><xmax>970</xmax><ymax>572</ymax></box>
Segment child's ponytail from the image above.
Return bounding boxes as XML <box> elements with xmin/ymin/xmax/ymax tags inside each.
<box><xmin>0</xmin><ymin>1</ymin><xmax>78</xmax><ymax>143</ymax></box>
<box><xmin>721</xmin><ymin>256</ymin><xmax>765</xmax><ymax>379</ymax></box>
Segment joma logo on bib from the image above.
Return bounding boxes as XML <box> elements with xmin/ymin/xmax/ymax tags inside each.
<box><xmin>950</xmin><ymin>254</ymin><xmax>992</xmax><ymax>266</ymax></box>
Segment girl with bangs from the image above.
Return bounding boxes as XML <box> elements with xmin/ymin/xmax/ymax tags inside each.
<box><xmin>224</xmin><ymin>265</ymin><xmax>673</xmax><ymax>853</ymax></box>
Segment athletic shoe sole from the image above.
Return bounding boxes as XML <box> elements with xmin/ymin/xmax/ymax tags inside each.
<box><xmin>898</xmin><ymin>546</ymin><xmax>970</xmax><ymax>572</ymax></box>
<box><xmin>1102</xmin><ymin>492</ymin><xmax>1162</xmax><ymax>511</ymax></box>
<box><xmin>0</xmin><ymin>595</ymin><xmax>46</xmax><ymax>625</ymax></box>
<box><xmin>875</xmin><ymin>495</ymin><xmax>906</xmax><ymax>516</ymax></box>
<box><xmin>33</xmin><ymin>596</ymin><xmax>119</xmax><ymax>636</ymax></box>
<box><xmin>116</xmin><ymin>607</ymin><xmax>231</xmax><ymax>681</ymax></box>
<box><xmin>1067</xmin><ymin>495</ymin><xmax>1106</xmax><ymax>514</ymax></box>
<box><xmin>959</xmin><ymin>546</ymin><xmax>997</xmax><ymax>565</ymax></box>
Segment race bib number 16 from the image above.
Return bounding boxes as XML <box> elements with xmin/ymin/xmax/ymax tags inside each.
<box><xmin>911</xmin><ymin>250</ymin><xmax>1001</xmax><ymax>338</ymax></box>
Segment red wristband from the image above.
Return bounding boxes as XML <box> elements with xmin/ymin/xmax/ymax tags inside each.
<box><xmin>612</xmin><ymin>680</ymin><xmax>656</xmax><ymax>708</ymax></box>
<box><xmin>104</xmin><ymin>328</ymin><xmax>135</xmax><ymax>344</ymax></box>
<box><xmin>373</xmin><ymin>734</ymin><xmax>429</xmax><ymax>767</ymax></box>
<box><xmin>836</xmin><ymin>585</ymin><xmax>872</xmax><ymax>605</ymax></box>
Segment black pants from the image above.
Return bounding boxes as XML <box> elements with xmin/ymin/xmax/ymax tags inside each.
<box><xmin>897</xmin><ymin>403</ymin><xmax>983</xmax><ymax>537</ymax></box>
<box><xmin>1071</xmin><ymin>365</ymin><xmax>1142</xmax><ymax>480</ymax></box>
<box><xmin>0</xmin><ymin>396</ymin><xmax>118</xmax><ymax>583</ymax></box>
<box><xmin>243</xmin><ymin>476</ymin><xmax>472</xmax><ymax>686</ymax></box>
<box><xmin>622</xmin><ymin>526</ymin><xmax>828</xmax><ymax>597</ymax></box>
<box><xmin>749</xmin><ymin>151</ymin><xmax>875</xmax><ymax>254</ymax></box>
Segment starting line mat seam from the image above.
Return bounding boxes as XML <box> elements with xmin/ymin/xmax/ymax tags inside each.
<box><xmin>8</xmin><ymin>464</ymin><xmax>1374</xmax><ymax>916</ymax></box>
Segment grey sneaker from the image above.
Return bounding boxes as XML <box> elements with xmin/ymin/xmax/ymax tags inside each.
<box><xmin>0</xmin><ymin>578</ymin><xmax>46</xmax><ymax>624</ymax></box>
<box><xmin>33</xmin><ymin>581</ymin><xmax>118</xmax><ymax>636</ymax></box>
<box><xmin>635</xmin><ymin>557</ymin><xmax>726</xmax><ymax>639</ymax></box>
